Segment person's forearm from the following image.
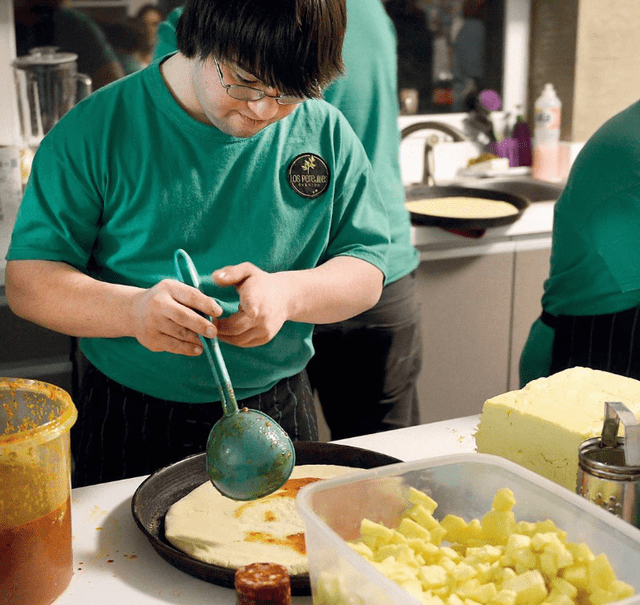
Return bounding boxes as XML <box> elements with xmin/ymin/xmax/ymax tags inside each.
<box><xmin>280</xmin><ymin>256</ymin><xmax>384</xmax><ymax>324</ymax></box>
<box><xmin>7</xmin><ymin>260</ymin><xmax>223</xmax><ymax>357</ymax></box>
<box><xmin>6</xmin><ymin>260</ymin><xmax>139</xmax><ymax>338</ymax></box>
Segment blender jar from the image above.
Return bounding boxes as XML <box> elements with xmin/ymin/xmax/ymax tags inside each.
<box><xmin>13</xmin><ymin>47</ymin><xmax>92</xmax><ymax>149</ymax></box>
<box><xmin>0</xmin><ymin>378</ymin><xmax>77</xmax><ymax>605</ymax></box>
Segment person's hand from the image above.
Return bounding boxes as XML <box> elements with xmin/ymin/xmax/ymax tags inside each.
<box><xmin>129</xmin><ymin>279</ymin><xmax>222</xmax><ymax>355</ymax></box>
<box><xmin>213</xmin><ymin>263</ymin><xmax>289</xmax><ymax>348</ymax></box>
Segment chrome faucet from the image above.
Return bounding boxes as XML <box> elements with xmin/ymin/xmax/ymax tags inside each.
<box><xmin>400</xmin><ymin>121</ymin><xmax>468</xmax><ymax>142</ymax></box>
<box><xmin>400</xmin><ymin>121</ymin><xmax>469</xmax><ymax>186</ymax></box>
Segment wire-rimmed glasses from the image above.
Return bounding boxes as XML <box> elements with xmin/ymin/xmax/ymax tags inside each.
<box><xmin>213</xmin><ymin>58</ymin><xmax>306</xmax><ymax>105</ymax></box>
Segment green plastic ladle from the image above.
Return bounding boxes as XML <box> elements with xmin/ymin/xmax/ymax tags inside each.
<box><xmin>174</xmin><ymin>249</ymin><xmax>295</xmax><ymax>501</ymax></box>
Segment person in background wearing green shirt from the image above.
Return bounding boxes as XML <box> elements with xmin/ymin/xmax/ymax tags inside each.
<box><xmin>307</xmin><ymin>0</ymin><xmax>422</xmax><ymax>439</ymax></box>
<box><xmin>154</xmin><ymin>0</ymin><xmax>422</xmax><ymax>440</ymax></box>
<box><xmin>102</xmin><ymin>20</ymin><xmax>148</xmax><ymax>75</ymax></box>
<box><xmin>6</xmin><ymin>0</ymin><xmax>390</xmax><ymax>486</ymax></box>
<box><xmin>14</xmin><ymin>0</ymin><xmax>125</xmax><ymax>89</ymax></box>
<box><xmin>520</xmin><ymin>99</ymin><xmax>640</xmax><ymax>386</ymax></box>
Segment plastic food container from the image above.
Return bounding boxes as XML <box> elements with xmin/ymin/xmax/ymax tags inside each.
<box><xmin>297</xmin><ymin>453</ymin><xmax>640</xmax><ymax>605</ymax></box>
<box><xmin>0</xmin><ymin>378</ymin><xmax>77</xmax><ymax>605</ymax></box>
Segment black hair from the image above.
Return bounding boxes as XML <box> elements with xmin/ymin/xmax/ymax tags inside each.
<box><xmin>175</xmin><ymin>0</ymin><xmax>346</xmax><ymax>99</ymax></box>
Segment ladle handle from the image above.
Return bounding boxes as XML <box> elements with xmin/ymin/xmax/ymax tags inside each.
<box><xmin>174</xmin><ymin>249</ymin><xmax>239</xmax><ymax>417</ymax></box>
<box><xmin>202</xmin><ymin>334</ymin><xmax>240</xmax><ymax>417</ymax></box>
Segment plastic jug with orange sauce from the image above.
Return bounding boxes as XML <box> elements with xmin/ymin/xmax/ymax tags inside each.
<box><xmin>0</xmin><ymin>378</ymin><xmax>77</xmax><ymax>605</ymax></box>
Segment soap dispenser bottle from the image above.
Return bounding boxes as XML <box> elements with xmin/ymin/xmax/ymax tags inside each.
<box><xmin>532</xmin><ymin>83</ymin><xmax>562</xmax><ymax>181</ymax></box>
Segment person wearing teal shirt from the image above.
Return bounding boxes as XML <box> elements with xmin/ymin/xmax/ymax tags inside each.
<box><xmin>6</xmin><ymin>0</ymin><xmax>389</xmax><ymax>486</ymax></box>
<box><xmin>14</xmin><ymin>0</ymin><xmax>125</xmax><ymax>89</ymax></box>
<box><xmin>306</xmin><ymin>0</ymin><xmax>421</xmax><ymax>438</ymax></box>
<box><xmin>155</xmin><ymin>0</ymin><xmax>422</xmax><ymax>440</ymax></box>
<box><xmin>520</xmin><ymin>99</ymin><xmax>640</xmax><ymax>386</ymax></box>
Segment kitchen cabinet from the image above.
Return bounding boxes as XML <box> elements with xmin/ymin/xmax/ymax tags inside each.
<box><xmin>0</xmin><ymin>288</ymin><xmax>75</xmax><ymax>394</ymax></box>
<box><xmin>414</xmin><ymin>240</ymin><xmax>551</xmax><ymax>424</ymax></box>
<box><xmin>416</xmin><ymin>252</ymin><xmax>513</xmax><ymax>424</ymax></box>
<box><xmin>509</xmin><ymin>246</ymin><xmax>551</xmax><ymax>391</ymax></box>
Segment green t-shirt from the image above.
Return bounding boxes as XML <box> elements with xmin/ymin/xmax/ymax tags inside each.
<box><xmin>7</xmin><ymin>60</ymin><xmax>389</xmax><ymax>403</ymax></box>
<box><xmin>520</xmin><ymin>99</ymin><xmax>640</xmax><ymax>385</ymax></box>
<box><xmin>322</xmin><ymin>0</ymin><xmax>418</xmax><ymax>283</ymax></box>
<box><xmin>155</xmin><ymin>0</ymin><xmax>418</xmax><ymax>284</ymax></box>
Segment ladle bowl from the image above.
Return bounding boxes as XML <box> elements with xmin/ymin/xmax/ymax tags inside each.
<box><xmin>174</xmin><ymin>249</ymin><xmax>295</xmax><ymax>501</ymax></box>
<box><xmin>206</xmin><ymin>407</ymin><xmax>296</xmax><ymax>501</ymax></box>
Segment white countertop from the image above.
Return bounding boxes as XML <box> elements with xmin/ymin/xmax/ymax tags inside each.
<box><xmin>54</xmin><ymin>415</ymin><xmax>479</xmax><ymax>605</ymax></box>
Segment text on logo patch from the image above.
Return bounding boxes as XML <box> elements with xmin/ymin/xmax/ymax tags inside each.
<box><xmin>287</xmin><ymin>153</ymin><xmax>330</xmax><ymax>199</ymax></box>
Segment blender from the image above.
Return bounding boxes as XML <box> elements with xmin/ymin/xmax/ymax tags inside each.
<box><xmin>12</xmin><ymin>46</ymin><xmax>92</xmax><ymax>175</ymax></box>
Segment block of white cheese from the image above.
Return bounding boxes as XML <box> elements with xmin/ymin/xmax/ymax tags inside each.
<box><xmin>474</xmin><ymin>367</ymin><xmax>640</xmax><ymax>491</ymax></box>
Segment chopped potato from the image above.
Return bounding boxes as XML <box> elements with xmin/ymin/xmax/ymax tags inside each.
<box><xmin>492</xmin><ymin>488</ymin><xmax>517</xmax><ymax>512</ymax></box>
<box><xmin>410</xmin><ymin>486</ymin><xmax>439</xmax><ymax>513</ymax></box>
<box><xmin>482</xmin><ymin>509</ymin><xmax>517</xmax><ymax>546</ymax></box>
<box><xmin>503</xmin><ymin>570</ymin><xmax>547</xmax><ymax>605</ymax></box>
<box><xmin>344</xmin><ymin>487</ymin><xmax>635</xmax><ymax>605</ymax></box>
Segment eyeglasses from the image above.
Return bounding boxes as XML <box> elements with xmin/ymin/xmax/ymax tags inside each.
<box><xmin>213</xmin><ymin>58</ymin><xmax>306</xmax><ymax>105</ymax></box>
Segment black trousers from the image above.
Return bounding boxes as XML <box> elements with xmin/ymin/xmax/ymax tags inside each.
<box><xmin>307</xmin><ymin>272</ymin><xmax>422</xmax><ymax>440</ymax></box>
<box><xmin>71</xmin><ymin>364</ymin><xmax>318</xmax><ymax>487</ymax></box>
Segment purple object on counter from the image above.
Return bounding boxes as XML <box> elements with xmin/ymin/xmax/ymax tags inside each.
<box><xmin>480</xmin><ymin>89</ymin><xmax>501</xmax><ymax>112</ymax></box>
<box><xmin>487</xmin><ymin>138</ymin><xmax>518</xmax><ymax>168</ymax></box>
<box><xmin>512</xmin><ymin>115</ymin><xmax>532</xmax><ymax>166</ymax></box>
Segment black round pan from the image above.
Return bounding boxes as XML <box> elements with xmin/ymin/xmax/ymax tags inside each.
<box><xmin>131</xmin><ymin>441</ymin><xmax>401</xmax><ymax>596</ymax></box>
<box><xmin>405</xmin><ymin>185</ymin><xmax>529</xmax><ymax>230</ymax></box>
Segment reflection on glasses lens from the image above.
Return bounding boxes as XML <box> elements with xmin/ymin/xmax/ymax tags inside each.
<box><xmin>274</xmin><ymin>95</ymin><xmax>306</xmax><ymax>105</ymax></box>
<box><xmin>227</xmin><ymin>86</ymin><xmax>304</xmax><ymax>105</ymax></box>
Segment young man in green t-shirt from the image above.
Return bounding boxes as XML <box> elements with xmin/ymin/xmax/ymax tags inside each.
<box><xmin>6</xmin><ymin>0</ymin><xmax>390</xmax><ymax>486</ymax></box>
<box><xmin>155</xmin><ymin>0</ymin><xmax>423</xmax><ymax>442</ymax></box>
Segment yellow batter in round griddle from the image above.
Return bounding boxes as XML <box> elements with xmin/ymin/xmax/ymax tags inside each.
<box><xmin>406</xmin><ymin>196</ymin><xmax>519</xmax><ymax>220</ymax></box>
<box><xmin>164</xmin><ymin>464</ymin><xmax>360</xmax><ymax>575</ymax></box>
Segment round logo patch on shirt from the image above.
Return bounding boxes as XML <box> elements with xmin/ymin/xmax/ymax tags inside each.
<box><xmin>287</xmin><ymin>153</ymin><xmax>330</xmax><ymax>199</ymax></box>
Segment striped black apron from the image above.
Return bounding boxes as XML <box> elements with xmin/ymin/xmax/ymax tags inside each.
<box><xmin>541</xmin><ymin>305</ymin><xmax>640</xmax><ymax>378</ymax></box>
<box><xmin>71</xmin><ymin>363</ymin><xmax>318</xmax><ymax>487</ymax></box>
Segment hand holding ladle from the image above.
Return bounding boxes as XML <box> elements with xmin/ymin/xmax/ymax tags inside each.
<box><xmin>174</xmin><ymin>249</ymin><xmax>295</xmax><ymax>501</ymax></box>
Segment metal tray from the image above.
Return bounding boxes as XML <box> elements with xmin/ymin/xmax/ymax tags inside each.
<box><xmin>131</xmin><ymin>441</ymin><xmax>401</xmax><ymax>596</ymax></box>
<box><xmin>405</xmin><ymin>184</ymin><xmax>529</xmax><ymax>230</ymax></box>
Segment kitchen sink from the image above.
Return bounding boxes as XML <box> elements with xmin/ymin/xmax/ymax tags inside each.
<box><xmin>452</xmin><ymin>175</ymin><xmax>565</xmax><ymax>202</ymax></box>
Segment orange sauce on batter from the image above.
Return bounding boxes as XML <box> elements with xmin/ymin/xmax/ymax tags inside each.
<box><xmin>234</xmin><ymin>477</ymin><xmax>322</xmax><ymax>519</ymax></box>
<box><xmin>244</xmin><ymin>530</ymin><xmax>307</xmax><ymax>555</ymax></box>
<box><xmin>0</xmin><ymin>497</ymin><xmax>72</xmax><ymax>605</ymax></box>
<box><xmin>235</xmin><ymin>477</ymin><xmax>324</xmax><ymax>556</ymax></box>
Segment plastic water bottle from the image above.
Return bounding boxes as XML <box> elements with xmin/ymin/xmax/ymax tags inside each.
<box><xmin>532</xmin><ymin>83</ymin><xmax>562</xmax><ymax>181</ymax></box>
